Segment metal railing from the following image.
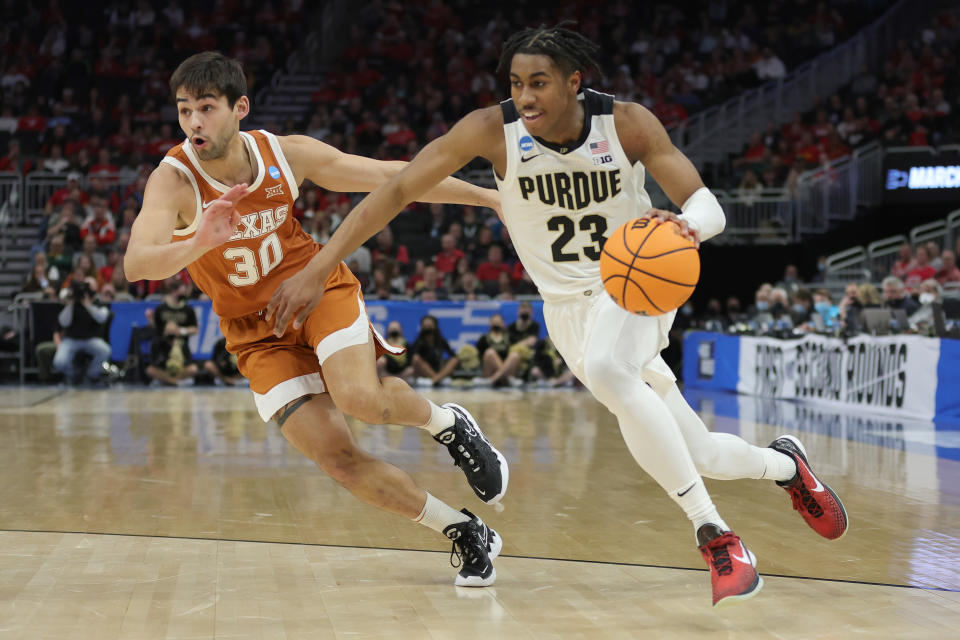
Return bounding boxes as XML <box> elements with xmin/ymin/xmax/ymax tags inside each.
<box><xmin>795</xmin><ymin>142</ymin><xmax>883</xmax><ymax>234</ymax></box>
<box><xmin>715</xmin><ymin>189</ymin><xmax>795</xmax><ymax>244</ymax></box>
<box><xmin>909</xmin><ymin>220</ymin><xmax>949</xmax><ymax>248</ymax></box>
<box><xmin>23</xmin><ymin>172</ymin><xmax>68</xmax><ymax>222</ymax></box>
<box><xmin>948</xmin><ymin>210</ymin><xmax>960</xmax><ymax>252</ymax></box>
<box><xmin>1</xmin><ymin>173</ymin><xmax>22</xmax><ymax>269</ymax></box>
<box><xmin>23</xmin><ymin>171</ymin><xmax>140</xmax><ymax>223</ymax></box>
<box><xmin>668</xmin><ymin>0</ymin><xmax>940</xmax><ymax>168</ymax></box>
<box><xmin>867</xmin><ymin>234</ymin><xmax>907</xmax><ymax>280</ymax></box>
<box><xmin>0</xmin><ymin>172</ymin><xmax>21</xmax><ymax>224</ymax></box>
<box><xmin>829</xmin><ymin>207</ymin><xmax>960</xmax><ymax>286</ymax></box>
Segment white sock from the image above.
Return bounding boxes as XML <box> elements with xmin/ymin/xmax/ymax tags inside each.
<box><xmin>413</xmin><ymin>492</ymin><xmax>470</xmax><ymax>534</ymax></box>
<box><xmin>760</xmin><ymin>448</ymin><xmax>799</xmax><ymax>482</ymax></box>
<box><xmin>420</xmin><ymin>401</ymin><xmax>455</xmax><ymax>436</ymax></box>
<box><xmin>671</xmin><ymin>478</ymin><xmax>729</xmax><ymax>543</ymax></box>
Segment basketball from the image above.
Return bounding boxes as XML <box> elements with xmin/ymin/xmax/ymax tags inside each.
<box><xmin>600</xmin><ymin>218</ymin><xmax>700</xmax><ymax>316</ymax></box>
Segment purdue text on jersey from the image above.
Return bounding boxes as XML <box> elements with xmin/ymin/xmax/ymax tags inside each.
<box><xmin>517</xmin><ymin>169</ymin><xmax>622</xmax><ymax>211</ymax></box>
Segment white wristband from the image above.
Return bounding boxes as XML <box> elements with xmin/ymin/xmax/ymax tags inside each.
<box><xmin>681</xmin><ymin>187</ymin><xmax>725</xmax><ymax>243</ymax></box>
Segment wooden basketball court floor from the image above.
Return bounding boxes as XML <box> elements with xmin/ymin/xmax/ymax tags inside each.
<box><xmin>0</xmin><ymin>385</ymin><xmax>958</xmax><ymax>639</ymax></box>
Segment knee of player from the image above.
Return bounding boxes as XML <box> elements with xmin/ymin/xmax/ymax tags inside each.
<box><xmin>331</xmin><ymin>385</ymin><xmax>390</xmax><ymax>424</ymax></box>
<box><xmin>582</xmin><ymin>356</ymin><xmax>628</xmax><ymax>395</ymax></box>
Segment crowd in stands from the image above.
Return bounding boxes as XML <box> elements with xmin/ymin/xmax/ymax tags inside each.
<box><xmin>728</xmin><ymin>9</ymin><xmax>960</xmax><ymax>193</ymax></box>
<box><xmin>690</xmin><ymin>237</ymin><xmax>960</xmax><ymax>342</ymax></box>
<box><xmin>6</xmin><ymin>0</ymin><xmax>949</xmax><ymax>385</ymax></box>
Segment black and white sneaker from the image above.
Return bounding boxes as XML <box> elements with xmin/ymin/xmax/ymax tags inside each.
<box><xmin>443</xmin><ymin>508</ymin><xmax>502</xmax><ymax>587</ymax></box>
<box><xmin>433</xmin><ymin>403</ymin><xmax>509</xmax><ymax>504</ymax></box>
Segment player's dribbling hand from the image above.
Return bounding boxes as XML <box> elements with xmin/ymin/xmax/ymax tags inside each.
<box><xmin>193</xmin><ymin>183</ymin><xmax>250</xmax><ymax>250</ymax></box>
<box><xmin>265</xmin><ymin>266</ymin><xmax>326</xmax><ymax>337</ymax></box>
<box><xmin>640</xmin><ymin>208</ymin><xmax>701</xmax><ymax>248</ymax></box>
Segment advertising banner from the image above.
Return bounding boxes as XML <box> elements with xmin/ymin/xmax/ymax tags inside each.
<box><xmin>737</xmin><ymin>334</ymin><xmax>941</xmax><ymax>419</ymax></box>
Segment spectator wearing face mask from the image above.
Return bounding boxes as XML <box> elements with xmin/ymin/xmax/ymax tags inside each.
<box><xmin>472</xmin><ymin>313</ymin><xmax>527</xmax><ymax>387</ymax></box>
<box><xmin>812</xmin><ymin>289</ymin><xmax>840</xmax><ymax>329</ymax></box>
<box><xmin>151</xmin><ymin>277</ymin><xmax>197</xmax><ymax>338</ymax></box>
<box><xmin>747</xmin><ymin>283</ymin><xmax>773</xmax><ymax>317</ymax></box>
<box><xmin>410</xmin><ymin>315</ymin><xmax>458</xmax><ymax>387</ymax></box>
<box><xmin>790</xmin><ymin>289</ymin><xmax>814</xmax><ymax>326</ymax></box>
<box><xmin>882</xmin><ymin>276</ymin><xmax>921</xmax><ymax>315</ymax></box>
<box><xmin>376</xmin><ymin>320</ymin><xmax>413</xmax><ymax>381</ymax></box>
<box><xmin>725</xmin><ymin>296</ymin><xmax>746</xmax><ymax>327</ymax></box>
<box><xmin>909</xmin><ymin>279</ymin><xmax>943</xmax><ymax>333</ymax></box>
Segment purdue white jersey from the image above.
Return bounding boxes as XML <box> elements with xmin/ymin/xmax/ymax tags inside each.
<box><xmin>495</xmin><ymin>89</ymin><xmax>653</xmax><ymax>300</ymax></box>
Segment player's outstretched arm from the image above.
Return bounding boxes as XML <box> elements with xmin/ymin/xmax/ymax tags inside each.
<box><xmin>615</xmin><ymin>102</ymin><xmax>725</xmax><ymax>243</ymax></box>
<box><xmin>280</xmin><ymin>134</ymin><xmax>499</xmax><ymax>210</ymax></box>
<box><xmin>125</xmin><ymin>165</ymin><xmax>249</xmax><ymax>281</ymax></box>
<box><xmin>266</xmin><ymin>107</ymin><xmax>502</xmax><ymax>335</ymax></box>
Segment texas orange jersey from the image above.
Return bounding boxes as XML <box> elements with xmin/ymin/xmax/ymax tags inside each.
<box><xmin>164</xmin><ymin>130</ymin><xmax>327</xmax><ymax>318</ymax></box>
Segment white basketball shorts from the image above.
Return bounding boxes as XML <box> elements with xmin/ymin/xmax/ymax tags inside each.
<box><xmin>543</xmin><ymin>288</ymin><xmax>677</xmax><ymax>397</ymax></box>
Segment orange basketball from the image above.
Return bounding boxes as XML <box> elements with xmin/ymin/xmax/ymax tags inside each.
<box><xmin>600</xmin><ymin>218</ymin><xmax>700</xmax><ymax>316</ymax></box>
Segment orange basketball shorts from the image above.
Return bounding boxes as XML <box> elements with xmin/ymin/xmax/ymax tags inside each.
<box><xmin>221</xmin><ymin>267</ymin><xmax>402</xmax><ymax>422</ymax></box>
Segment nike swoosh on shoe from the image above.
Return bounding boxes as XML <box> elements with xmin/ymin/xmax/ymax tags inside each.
<box><xmin>730</xmin><ymin>542</ymin><xmax>752</xmax><ymax>565</ymax></box>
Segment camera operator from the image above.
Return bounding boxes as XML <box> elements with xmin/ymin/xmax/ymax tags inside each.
<box><xmin>52</xmin><ymin>278</ymin><xmax>112</xmax><ymax>384</ymax></box>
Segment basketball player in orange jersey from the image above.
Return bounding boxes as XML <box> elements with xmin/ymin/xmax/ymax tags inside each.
<box><xmin>124</xmin><ymin>52</ymin><xmax>508</xmax><ymax>587</ymax></box>
<box><xmin>266</xmin><ymin>27</ymin><xmax>848</xmax><ymax>608</ymax></box>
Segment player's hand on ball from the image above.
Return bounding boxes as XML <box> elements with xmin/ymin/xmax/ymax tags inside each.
<box><xmin>265</xmin><ymin>266</ymin><xmax>327</xmax><ymax>337</ymax></box>
<box><xmin>641</xmin><ymin>208</ymin><xmax>700</xmax><ymax>248</ymax></box>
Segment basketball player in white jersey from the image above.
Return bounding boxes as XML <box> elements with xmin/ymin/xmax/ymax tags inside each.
<box><xmin>266</xmin><ymin>28</ymin><xmax>848</xmax><ymax>607</ymax></box>
<box><xmin>125</xmin><ymin>52</ymin><xmax>508</xmax><ymax>587</ymax></box>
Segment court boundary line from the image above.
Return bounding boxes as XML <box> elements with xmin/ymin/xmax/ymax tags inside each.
<box><xmin>0</xmin><ymin>389</ymin><xmax>65</xmax><ymax>409</ymax></box>
<box><xmin>3</xmin><ymin>527</ymin><xmax>957</xmax><ymax>593</ymax></box>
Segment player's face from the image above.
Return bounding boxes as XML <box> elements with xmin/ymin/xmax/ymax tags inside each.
<box><xmin>176</xmin><ymin>89</ymin><xmax>249</xmax><ymax>161</ymax></box>
<box><xmin>509</xmin><ymin>54</ymin><xmax>581</xmax><ymax>139</ymax></box>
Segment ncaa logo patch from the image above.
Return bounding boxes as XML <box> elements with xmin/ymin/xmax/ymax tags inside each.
<box><xmin>518</xmin><ymin>136</ymin><xmax>534</xmax><ymax>153</ymax></box>
<box><xmin>268</xmin><ymin>165</ymin><xmax>281</xmax><ymax>180</ymax></box>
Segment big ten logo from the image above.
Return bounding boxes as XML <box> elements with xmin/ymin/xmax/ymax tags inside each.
<box><xmin>754</xmin><ymin>343</ymin><xmax>784</xmax><ymax>396</ymax></box>
<box><xmin>592</xmin><ymin>154</ymin><xmax>613</xmax><ymax>165</ymax></box>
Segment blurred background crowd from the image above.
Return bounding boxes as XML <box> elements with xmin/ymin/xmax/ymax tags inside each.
<box><xmin>2</xmin><ymin>0</ymin><xmax>959</xmax><ymax>386</ymax></box>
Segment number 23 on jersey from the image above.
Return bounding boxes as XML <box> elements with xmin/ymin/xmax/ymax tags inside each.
<box><xmin>548</xmin><ymin>214</ymin><xmax>608</xmax><ymax>262</ymax></box>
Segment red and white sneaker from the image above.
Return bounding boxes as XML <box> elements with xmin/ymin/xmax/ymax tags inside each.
<box><xmin>769</xmin><ymin>435</ymin><xmax>848</xmax><ymax>540</ymax></box>
<box><xmin>697</xmin><ymin>524</ymin><xmax>763</xmax><ymax>608</ymax></box>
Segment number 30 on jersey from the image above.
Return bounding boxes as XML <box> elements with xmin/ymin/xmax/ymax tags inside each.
<box><xmin>224</xmin><ymin>232</ymin><xmax>283</xmax><ymax>286</ymax></box>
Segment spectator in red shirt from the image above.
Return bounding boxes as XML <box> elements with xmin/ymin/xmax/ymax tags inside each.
<box><xmin>89</xmin><ymin>148</ymin><xmax>119</xmax><ymax>178</ymax></box>
<box><xmin>904</xmin><ymin>246</ymin><xmax>936</xmax><ymax>292</ymax></box>
<box><xmin>16</xmin><ymin>104</ymin><xmax>47</xmax><ymax>135</ymax></box>
<box><xmin>44</xmin><ymin>172</ymin><xmax>90</xmax><ymax>213</ymax></box>
<box><xmin>80</xmin><ymin>196</ymin><xmax>117</xmax><ymax>247</ymax></box>
<box><xmin>411</xmin><ymin>264</ymin><xmax>447</xmax><ymax>300</ymax></box>
<box><xmin>433</xmin><ymin>233</ymin><xmax>465</xmax><ymax>274</ymax></box>
<box><xmin>936</xmin><ymin>251</ymin><xmax>960</xmax><ymax>285</ymax></box>
<box><xmin>890</xmin><ymin>242</ymin><xmax>915</xmax><ymax>279</ymax></box>
<box><xmin>476</xmin><ymin>245</ymin><xmax>511</xmax><ymax>287</ymax></box>
<box><xmin>733</xmin><ymin>132</ymin><xmax>766</xmax><ymax>168</ymax></box>
<box><xmin>99</xmin><ymin>248</ymin><xmax>122</xmax><ymax>285</ymax></box>
<box><xmin>385</xmin><ymin>121</ymin><xmax>416</xmax><ymax>148</ymax></box>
